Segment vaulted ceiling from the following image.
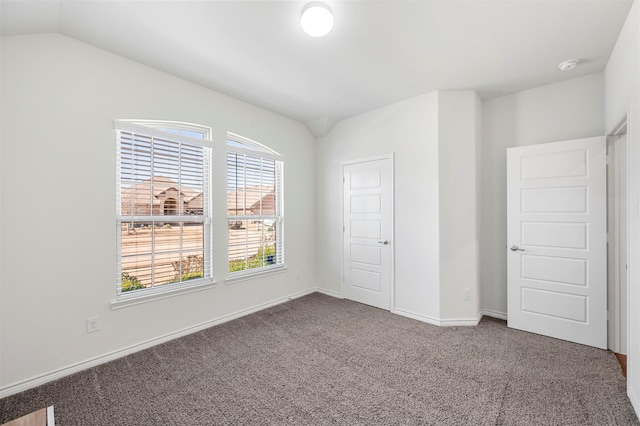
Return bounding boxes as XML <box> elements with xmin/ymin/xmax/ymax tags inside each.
<box><xmin>1</xmin><ymin>0</ymin><xmax>634</xmax><ymax>136</ymax></box>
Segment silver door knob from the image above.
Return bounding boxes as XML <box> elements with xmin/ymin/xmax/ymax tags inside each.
<box><xmin>378</xmin><ymin>240</ymin><xmax>389</xmax><ymax>245</ymax></box>
<box><xmin>510</xmin><ymin>245</ymin><xmax>525</xmax><ymax>252</ymax></box>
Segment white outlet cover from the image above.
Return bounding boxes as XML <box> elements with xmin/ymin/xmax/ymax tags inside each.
<box><xmin>86</xmin><ymin>316</ymin><xmax>100</xmax><ymax>333</ymax></box>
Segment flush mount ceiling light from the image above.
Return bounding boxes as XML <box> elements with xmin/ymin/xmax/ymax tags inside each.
<box><xmin>301</xmin><ymin>2</ymin><xmax>334</xmax><ymax>37</ymax></box>
<box><xmin>558</xmin><ymin>59</ymin><xmax>579</xmax><ymax>71</ymax></box>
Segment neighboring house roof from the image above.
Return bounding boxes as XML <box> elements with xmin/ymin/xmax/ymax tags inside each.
<box><xmin>121</xmin><ymin>176</ymin><xmax>203</xmax><ymax>214</ymax></box>
<box><xmin>250</xmin><ymin>192</ymin><xmax>275</xmax><ymax>214</ymax></box>
<box><xmin>227</xmin><ymin>185</ymin><xmax>275</xmax><ymax>214</ymax></box>
<box><xmin>148</xmin><ymin>176</ymin><xmax>201</xmax><ymax>202</ymax></box>
<box><xmin>122</xmin><ymin>177</ymin><xmax>274</xmax><ymax>216</ymax></box>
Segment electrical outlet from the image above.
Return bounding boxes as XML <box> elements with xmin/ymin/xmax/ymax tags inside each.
<box><xmin>296</xmin><ymin>269</ymin><xmax>301</xmax><ymax>279</ymax></box>
<box><xmin>463</xmin><ymin>288</ymin><xmax>471</xmax><ymax>301</ymax></box>
<box><xmin>86</xmin><ymin>316</ymin><xmax>100</xmax><ymax>333</ymax></box>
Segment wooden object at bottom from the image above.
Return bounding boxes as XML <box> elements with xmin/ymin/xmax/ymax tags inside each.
<box><xmin>615</xmin><ymin>352</ymin><xmax>627</xmax><ymax>378</ymax></box>
<box><xmin>2</xmin><ymin>406</ymin><xmax>54</xmax><ymax>426</ymax></box>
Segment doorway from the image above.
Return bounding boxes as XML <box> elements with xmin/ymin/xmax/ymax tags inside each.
<box><xmin>342</xmin><ymin>155</ymin><xmax>394</xmax><ymax>310</ymax></box>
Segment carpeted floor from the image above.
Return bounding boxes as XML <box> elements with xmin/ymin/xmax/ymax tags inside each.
<box><xmin>1</xmin><ymin>293</ymin><xmax>638</xmax><ymax>425</ymax></box>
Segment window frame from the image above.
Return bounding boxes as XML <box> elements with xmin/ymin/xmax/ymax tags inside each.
<box><xmin>226</xmin><ymin>133</ymin><xmax>285</xmax><ymax>281</ymax></box>
<box><xmin>113</xmin><ymin>120</ymin><xmax>215</xmax><ymax>306</ymax></box>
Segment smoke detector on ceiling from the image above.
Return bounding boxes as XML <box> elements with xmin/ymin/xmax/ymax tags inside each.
<box><xmin>558</xmin><ymin>59</ymin><xmax>579</xmax><ymax>71</ymax></box>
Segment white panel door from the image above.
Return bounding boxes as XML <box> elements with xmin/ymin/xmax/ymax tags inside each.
<box><xmin>507</xmin><ymin>137</ymin><xmax>607</xmax><ymax>349</ymax></box>
<box><xmin>343</xmin><ymin>156</ymin><xmax>392</xmax><ymax>310</ymax></box>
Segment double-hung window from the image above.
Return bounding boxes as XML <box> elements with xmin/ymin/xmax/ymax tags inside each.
<box><xmin>115</xmin><ymin>120</ymin><xmax>213</xmax><ymax>298</ymax></box>
<box><xmin>227</xmin><ymin>133</ymin><xmax>284</xmax><ymax>276</ymax></box>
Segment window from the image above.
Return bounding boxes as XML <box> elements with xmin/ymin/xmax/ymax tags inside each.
<box><xmin>115</xmin><ymin>120</ymin><xmax>213</xmax><ymax>298</ymax></box>
<box><xmin>227</xmin><ymin>133</ymin><xmax>284</xmax><ymax>276</ymax></box>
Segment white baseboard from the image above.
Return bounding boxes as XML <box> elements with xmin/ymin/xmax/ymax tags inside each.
<box><xmin>315</xmin><ymin>288</ymin><xmax>342</xmax><ymax>299</ymax></box>
<box><xmin>439</xmin><ymin>314</ymin><xmax>483</xmax><ymax>327</ymax></box>
<box><xmin>393</xmin><ymin>308</ymin><xmax>482</xmax><ymax>326</ymax></box>
<box><xmin>392</xmin><ymin>308</ymin><xmax>442</xmax><ymax>326</ymax></box>
<box><xmin>320</xmin><ymin>294</ymin><xmax>482</xmax><ymax>327</ymax></box>
<box><xmin>0</xmin><ymin>288</ymin><xmax>319</xmax><ymax>399</ymax></box>
<box><xmin>482</xmin><ymin>309</ymin><xmax>507</xmax><ymax>320</ymax></box>
<box><xmin>0</xmin><ymin>289</ymin><xmax>499</xmax><ymax>398</ymax></box>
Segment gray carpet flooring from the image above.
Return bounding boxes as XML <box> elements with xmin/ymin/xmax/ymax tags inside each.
<box><xmin>1</xmin><ymin>293</ymin><xmax>638</xmax><ymax>425</ymax></box>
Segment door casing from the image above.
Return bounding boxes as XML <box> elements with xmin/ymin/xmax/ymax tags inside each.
<box><xmin>607</xmin><ymin>116</ymin><xmax>629</xmax><ymax>354</ymax></box>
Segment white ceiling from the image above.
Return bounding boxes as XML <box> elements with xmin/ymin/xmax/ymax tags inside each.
<box><xmin>1</xmin><ymin>0</ymin><xmax>634</xmax><ymax>136</ymax></box>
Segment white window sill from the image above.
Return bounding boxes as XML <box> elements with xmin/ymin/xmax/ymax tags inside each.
<box><xmin>225</xmin><ymin>266</ymin><xmax>287</xmax><ymax>285</ymax></box>
<box><xmin>111</xmin><ymin>278</ymin><xmax>217</xmax><ymax>310</ymax></box>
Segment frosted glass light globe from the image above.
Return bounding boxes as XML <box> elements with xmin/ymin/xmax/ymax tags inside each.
<box><xmin>301</xmin><ymin>2</ymin><xmax>334</xmax><ymax>37</ymax></box>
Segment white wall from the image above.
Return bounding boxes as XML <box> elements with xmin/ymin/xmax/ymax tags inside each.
<box><xmin>481</xmin><ymin>73</ymin><xmax>605</xmax><ymax>318</ymax></box>
<box><xmin>438</xmin><ymin>91</ymin><xmax>482</xmax><ymax>321</ymax></box>
<box><xmin>316</xmin><ymin>92</ymin><xmax>441</xmax><ymax>320</ymax></box>
<box><xmin>605</xmin><ymin>0</ymin><xmax>640</xmax><ymax>414</ymax></box>
<box><xmin>316</xmin><ymin>90</ymin><xmax>481</xmax><ymax>324</ymax></box>
<box><xmin>0</xmin><ymin>33</ymin><xmax>316</xmax><ymax>394</ymax></box>
<box><xmin>0</xmin><ymin>30</ymin><xmax>3</xmax><ymax>391</ymax></box>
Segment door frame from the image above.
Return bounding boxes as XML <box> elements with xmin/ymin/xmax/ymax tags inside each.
<box><xmin>607</xmin><ymin>114</ymin><xmax>629</xmax><ymax>354</ymax></box>
<box><xmin>341</xmin><ymin>153</ymin><xmax>395</xmax><ymax>311</ymax></box>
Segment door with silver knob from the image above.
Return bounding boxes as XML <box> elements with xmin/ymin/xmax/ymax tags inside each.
<box><xmin>507</xmin><ymin>137</ymin><xmax>606</xmax><ymax>349</ymax></box>
<box><xmin>343</xmin><ymin>155</ymin><xmax>393</xmax><ymax>310</ymax></box>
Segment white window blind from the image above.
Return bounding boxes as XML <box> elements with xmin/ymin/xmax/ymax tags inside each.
<box><xmin>227</xmin><ymin>134</ymin><xmax>284</xmax><ymax>276</ymax></box>
<box><xmin>115</xmin><ymin>121</ymin><xmax>212</xmax><ymax>296</ymax></box>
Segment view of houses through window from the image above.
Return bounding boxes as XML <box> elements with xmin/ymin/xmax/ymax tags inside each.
<box><xmin>227</xmin><ymin>134</ymin><xmax>284</xmax><ymax>275</ymax></box>
<box><xmin>116</xmin><ymin>121</ymin><xmax>212</xmax><ymax>294</ymax></box>
<box><xmin>116</xmin><ymin>124</ymin><xmax>282</xmax><ymax>296</ymax></box>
